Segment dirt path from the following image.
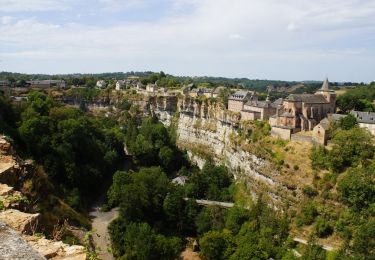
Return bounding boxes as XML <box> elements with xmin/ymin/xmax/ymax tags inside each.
<box><xmin>89</xmin><ymin>206</ymin><xmax>119</xmax><ymax>260</ymax></box>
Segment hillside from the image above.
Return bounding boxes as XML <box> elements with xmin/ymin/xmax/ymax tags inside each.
<box><xmin>0</xmin><ymin>87</ymin><xmax>373</xmax><ymax>259</ymax></box>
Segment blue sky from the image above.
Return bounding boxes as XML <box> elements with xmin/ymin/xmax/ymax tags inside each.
<box><xmin>0</xmin><ymin>0</ymin><xmax>375</xmax><ymax>82</ymax></box>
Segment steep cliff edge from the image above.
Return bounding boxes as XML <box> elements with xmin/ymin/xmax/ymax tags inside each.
<box><xmin>151</xmin><ymin>96</ymin><xmax>310</xmax><ymax>209</ymax></box>
<box><xmin>0</xmin><ymin>135</ymin><xmax>87</xmax><ymax>259</ymax></box>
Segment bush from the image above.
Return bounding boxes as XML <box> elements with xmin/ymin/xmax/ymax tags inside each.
<box><xmin>296</xmin><ymin>202</ymin><xmax>318</xmax><ymax>226</ymax></box>
<box><xmin>303</xmin><ymin>186</ymin><xmax>318</xmax><ymax>197</ymax></box>
<box><xmin>337</xmin><ymin>168</ymin><xmax>374</xmax><ymax>211</ymax></box>
<box><xmin>199</xmin><ymin>231</ymin><xmax>233</xmax><ymax>260</ymax></box>
<box><xmin>314</xmin><ymin>217</ymin><xmax>333</xmax><ymax>238</ymax></box>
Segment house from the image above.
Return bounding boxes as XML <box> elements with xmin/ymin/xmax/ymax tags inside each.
<box><xmin>115</xmin><ymin>80</ymin><xmax>125</xmax><ymax>91</ymax></box>
<box><xmin>190</xmin><ymin>88</ymin><xmax>203</xmax><ymax>98</ymax></box>
<box><xmin>146</xmin><ymin>84</ymin><xmax>158</xmax><ymax>93</ymax></box>
<box><xmin>240</xmin><ymin>95</ymin><xmax>278</xmax><ymax>121</ymax></box>
<box><xmin>212</xmin><ymin>86</ymin><xmax>225</xmax><ymax>98</ymax></box>
<box><xmin>0</xmin><ymin>80</ymin><xmax>11</xmax><ymax>87</ymax></box>
<box><xmin>27</xmin><ymin>80</ymin><xmax>66</xmax><ymax>89</ymax></box>
<box><xmin>96</xmin><ymin>80</ymin><xmax>107</xmax><ymax>89</ymax></box>
<box><xmin>351</xmin><ymin>111</ymin><xmax>375</xmax><ymax>136</ymax></box>
<box><xmin>201</xmin><ymin>88</ymin><xmax>214</xmax><ymax>98</ymax></box>
<box><xmin>124</xmin><ymin>76</ymin><xmax>140</xmax><ymax>88</ymax></box>
<box><xmin>312</xmin><ymin>114</ymin><xmax>345</xmax><ymax>145</ymax></box>
<box><xmin>228</xmin><ymin>91</ymin><xmax>257</xmax><ymax>112</ymax></box>
<box><xmin>270</xmin><ymin>78</ymin><xmax>336</xmax><ymax>140</ymax></box>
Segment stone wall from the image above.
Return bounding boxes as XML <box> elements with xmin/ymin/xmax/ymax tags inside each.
<box><xmin>271</xmin><ymin>127</ymin><xmax>292</xmax><ymax>140</ymax></box>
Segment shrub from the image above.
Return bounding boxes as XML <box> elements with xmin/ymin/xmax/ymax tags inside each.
<box><xmin>296</xmin><ymin>202</ymin><xmax>318</xmax><ymax>226</ymax></box>
<box><xmin>314</xmin><ymin>217</ymin><xmax>333</xmax><ymax>238</ymax></box>
<box><xmin>303</xmin><ymin>186</ymin><xmax>318</xmax><ymax>197</ymax></box>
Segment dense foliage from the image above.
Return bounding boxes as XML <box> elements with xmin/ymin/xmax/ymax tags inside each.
<box><xmin>308</xmin><ymin>122</ymin><xmax>375</xmax><ymax>259</ymax></box>
<box><xmin>336</xmin><ymin>82</ymin><xmax>375</xmax><ymax>112</ymax></box>
<box><xmin>17</xmin><ymin>92</ymin><xmax>124</xmax><ymax>208</ymax></box>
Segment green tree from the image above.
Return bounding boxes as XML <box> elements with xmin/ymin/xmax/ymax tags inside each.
<box><xmin>200</xmin><ymin>231</ymin><xmax>233</xmax><ymax>260</ymax></box>
<box><xmin>339</xmin><ymin>114</ymin><xmax>358</xmax><ymax>130</ymax></box>
<box><xmin>337</xmin><ymin>168</ymin><xmax>374</xmax><ymax>211</ymax></box>
<box><xmin>352</xmin><ymin>219</ymin><xmax>375</xmax><ymax>259</ymax></box>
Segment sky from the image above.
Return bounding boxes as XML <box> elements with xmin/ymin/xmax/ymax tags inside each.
<box><xmin>0</xmin><ymin>0</ymin><xmax>375</xmax><ymax>82</ymax></box>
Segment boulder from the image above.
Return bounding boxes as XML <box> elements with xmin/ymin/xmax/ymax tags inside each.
<box><xmin>0</xmin><ymin>221</ymin><xmax>45</xmax><ymax>259</ymax></box>
<box><xmin>24</xmin><ymin>235</ymin><xmax>86</xmax><ymax>260</ymax></box>
<box><xmin>0</xmin><ymin>209</ymin><xmax>40</xmax><ymax>234</ymax></box>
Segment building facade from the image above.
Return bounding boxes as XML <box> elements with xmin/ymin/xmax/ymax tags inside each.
<box><xmin>270</xmin><ymin>78</ymin><xmax>336</xmax><ymax>139</ymax></box>
<box><xmin>351</xmin><ymin>111</ymin><xmax>375</xmax><ymax>136</ymax></box>
<box><xmin>228</xmin><ymin>91</ymin><xmax>256</xmax><ymax>112</ymax></box>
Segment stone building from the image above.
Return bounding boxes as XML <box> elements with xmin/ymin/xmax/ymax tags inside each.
<box><xmin>146</xmin><ymin>84</ymin><xmax>158</xmax><ymax>93</ymax></box>
<box><xmin>351</xmin><ymin>111</ymin><xmax>375</xmax><ymax>136</ymax></box>
<box><xmin>115</xmin><ymin>80</ymin><xmax>125</xmax><ymax>90</ymax></box>
<box><xmin>201</xmin><ymin>88</ymin><xmax>214</xmax><ymax>98</ymax></box>
<box><xmin>240</xmin><ymin>95</ymin><xmax>279</xmax><ymax>121</ymax></box>
<box><xmin>190</xmin><ymin>88</ymin><xmax>203</xmax><ymax>98</ymax></box>
<box><xmin>96</xmin><ymin>80</ymin><xmax>107</xmax><ymax>88</ymax></box>
<box><xmin>212</xmin><ymin>86</ymin><xmax>225</xmax><ymax>98</ymax></box>
<box><xmin>228</xmin><ymin>90</ymin><xmax>257</xmax><ymax>112</ymax></box>
<box><xmin>270</xmin><ymin>78</ymin><xmax>336</xmax><ymax>139</ymax></box>
<box><xmin>27</xmin><ymin>80</ymin><xmax>66</xmax><ymax>89</ymax></box>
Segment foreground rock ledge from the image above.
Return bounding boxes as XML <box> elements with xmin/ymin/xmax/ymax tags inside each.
<box><xmin>0</xmin><ymin>221</ymin><xmax>45</xmax><ymax>259</ymax></box>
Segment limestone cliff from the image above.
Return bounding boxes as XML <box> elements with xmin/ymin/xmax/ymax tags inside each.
<box><xmin>152</xmin><ymin>97</ymin><xmax>301</xmax><ymax>208</ymax></box>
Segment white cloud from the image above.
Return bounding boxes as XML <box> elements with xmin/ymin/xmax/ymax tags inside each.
<box><xmin>229</xmin><ymin>34</ymin><xmax>243</xmax><ymax>40</ymax></box>
<box><xmin>0</xmin><ymin>0</ymin><xmax>69</xmax><ymax>12</ymax></box>
<box><xmin>1</xmin><ymin>16</ymin><xmax>13</xmax><ymax>24</ymax></box>
<box><xmin>0</xmin><ymin>0</ymin><xmax>375</xmax><ymax>81</ymax></box>
<box><xmin>97</xmin><ymin>0</ymin><xmax>148</xmax><ymax>11</ymax></box>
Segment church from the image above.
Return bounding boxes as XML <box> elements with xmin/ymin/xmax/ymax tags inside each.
<box><xmin>269</xmin><ymin>79</ymin><xmax>336</xmax><ymax>139</ymax></box>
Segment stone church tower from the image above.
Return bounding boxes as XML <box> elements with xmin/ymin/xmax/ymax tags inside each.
<box><xmin>315</xmin><ymin>78</ymin><xmax>336</xmax><ymax>110</ymax></box>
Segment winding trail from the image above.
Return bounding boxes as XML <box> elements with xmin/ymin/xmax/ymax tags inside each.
<box><xmin>89</xmin><ymin>205</ymin><xmax>119</xmax><ymax>260</ymax></box>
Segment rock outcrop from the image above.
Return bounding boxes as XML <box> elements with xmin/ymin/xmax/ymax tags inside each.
<box><xmin>24</xmin><ymin>235</ymin><xmax>86</xmax><ymax>260</ymax></box>
<box><xmin>153</xmin><ymin>97</ymin><xmax>298</xmax><ymax>208</ymax></box>
<box><xmin>0</xmin><ymin>221</ymin><xmax>45</xmax><ymax>259</ymax></box>
<box><xmin>0</xmin><ymin>209</ymin><xmax>40</xmax><ymax>234</ymax></box>
<box><xmin>0</xmin><ymin>136</ymin><xmax>87</xmax><ymax>260</ymax></box>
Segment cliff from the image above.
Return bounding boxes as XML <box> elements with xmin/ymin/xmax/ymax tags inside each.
<box><xmin>0</xmin><ymin>135</ymin><xmax>87</xmax><ymax>259</ymax></box>
<box><xmin>143</xmin><ymin>95</ymin><xmax>312</xmax><ymax>209</ymax></box>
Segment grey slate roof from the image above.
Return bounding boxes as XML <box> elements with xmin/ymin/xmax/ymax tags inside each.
<box><xmin>245</xmin><ymin>100</ymin><xmax>272</xmax><ymax>108</ymax></box>
<box><xmin>327</xmin><ymin>113</ymin><xmax>346</xmax><ymax>121</ymax></box>
<box><xmin>229</xmin><ymin>90</ymin><xmax>254</xmax><ymax>101</ymax></box>
<box><xmin>318</xmin><ymin>118</ymin><xmax>331</xmax><ymax>130</ymax></box>
<box><xmin>321</xmin><ymin>78</ymin><xmax>330</xmax><ymax>91</ymax></box>
<box><xmin>351</xmin><ymin>111</ymin><xmax>375</xmax><ymax>124</ymax></box>
<box><xmin>286</xmin><ymin>94</ymin><xmax>328</xmax><ymax>103</ymax></box>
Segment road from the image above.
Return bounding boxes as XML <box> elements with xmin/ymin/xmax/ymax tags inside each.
<box><xmin>89</xmin><ymin>205</ymin><xmax>119</xmax><ymax>260</ymax></box>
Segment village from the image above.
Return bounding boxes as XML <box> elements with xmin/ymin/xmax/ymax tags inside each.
<box><xmin>1</xmin><ymin>76</ymin><xmax>373</xmax><ymax>147</ymax></box>
<box><xmin>0</xmin><ymin>79</ymin><xmax>372</xmax><ymax>143</ymax></box>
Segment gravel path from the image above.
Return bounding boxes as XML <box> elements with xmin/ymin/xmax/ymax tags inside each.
<box><xmin>89</xmin><ymin>206</ymin><xmax>119</xmax><ymax>260</ymax></box>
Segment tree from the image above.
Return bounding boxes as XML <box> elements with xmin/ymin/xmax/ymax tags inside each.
<box><xmin>200</xmin><ymin>231</ymin><xmax>233</xmax><ymax>260</ymax></box>
<box><xmin>225</xmin><ymin>207</ymin><xmax>250</xmax><ymax>234</ymax></box>
<box><xmin>339</xmin><ymin>114</ymin><xmax>358</xmax><ymax>130</ymax></box>
<box><xmin>352</xmin><ymin>219</ymin><xmax>375</xmax><ymax>259</ymax></box>
<box><xmin>337</xmin><ymin>168</ymin><xmax>374</xmax><ymax>211</ymax></box>
<box><xmin>329</xmin><ymin>128</ymin><xmax>374</xmax><ymax>172</ymax></box>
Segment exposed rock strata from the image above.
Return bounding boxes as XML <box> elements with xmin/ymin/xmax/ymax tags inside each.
<box><xmin>0</xmin><ymin>221</ymin><xmax>45</xmax><ymax>259</ymax></box>
<box><xmin>152</xmin><ymin>97</ymin><xmax>297</xmax><ymax>207</ymax></box>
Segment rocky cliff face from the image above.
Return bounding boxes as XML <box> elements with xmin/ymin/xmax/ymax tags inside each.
<box><xmin>153</xmin><ymin>97</ymin><xmax>298</xmax><ymax>208</ymax></box>
<box><xmin>0</xmin><ymin>136</ymin><xmax>87</xmax><ymax>259</ymax></box>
